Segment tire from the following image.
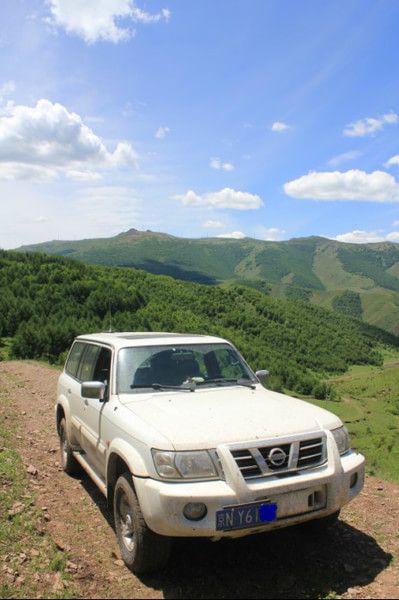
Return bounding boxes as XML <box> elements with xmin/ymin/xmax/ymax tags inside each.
<box><xmin>303</xmin><ymin>510</ymin><xmax>340</xmax><ymax>533</ymax></box>
<box><xmin>113</xmin><ymin>473</ymin><xmax>172</xmax><ymax>574</ymax></box>
<box><xmin>59</xmin><ymin>417</ymin><xmax>81</xmax><ymax>475</ymax></box>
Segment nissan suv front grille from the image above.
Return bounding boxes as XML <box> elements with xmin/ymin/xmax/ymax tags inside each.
<box><xmin>231</xmin><ymin>434</ymin><xmax>326</xmax><ymax>480</ymax></box>
<box><xmin>298</xmin><ymin>438</ymin><xmax>324</xmax><ymax>467</ymax></box>
<box><xmin>231</xmin><ymin>449</ymin><xmax>262</xmax><ymax>478</ymax></box>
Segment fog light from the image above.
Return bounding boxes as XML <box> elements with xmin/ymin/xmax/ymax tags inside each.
<box><xmin>350</xmin><ymin>472</ymin><xmax>358</xmax><ymax>488</ymax></box>
<box><xmin>183</xmin><ymin>502</ymin><xmax>207</xmax><ymax>521</ymax></box>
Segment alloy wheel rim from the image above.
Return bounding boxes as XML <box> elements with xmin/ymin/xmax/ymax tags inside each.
<box><xmin>60</xmin><ymin>428</ymin><xmax>68</xmax><ymax>466</ymax></box>
<box><xmin>118</xmin><ymin>492</ymin><xmax>135</xmax><ymax>552</ymax></box>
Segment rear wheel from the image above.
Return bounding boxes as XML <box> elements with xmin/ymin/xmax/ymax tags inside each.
<box><xmin>114</xmin><ymin>473</ymin><xmax>172</xmax><ymax>574</ymax></box>
<box><xmin>59</xmin><ymin>418</ymin><xmax>81</xmax><ymax>475</ymax></box>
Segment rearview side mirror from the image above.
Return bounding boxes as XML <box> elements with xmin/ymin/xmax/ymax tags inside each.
<box><xmin>81</xmin><ymin>381</ymin><xmax>106</xmax><ymax>401</ymax></box>
<box><xmin>255</xmin><ymin>369</ymin><xmax>269</xmax><ymax>380</ymax></box>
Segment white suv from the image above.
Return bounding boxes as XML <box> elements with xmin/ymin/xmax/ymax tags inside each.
<box><xmin>56</xmin><ymin>332</ymin><xmax>365</xmax><ymax>573</ymax></box>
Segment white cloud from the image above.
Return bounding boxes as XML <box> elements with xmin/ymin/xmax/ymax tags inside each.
<box><xmin>385</xmin><ymin>155</ymin><xmax>399</xmax><ymax>168</ymax></box>
<box><xmin>256</xmin><ymin>226</ymin><xmax>286</xmax><ymax>241</ymax></box>
<box><xmin>130</xmin><ymin>6</ymin><xmax>170</xmax><ymax>24</ymax></box>
<box><xmin>34</xmin><ymin>216</ymin><xmax>49</xmax><ymax>223</ymax></box>
<box><xmin>0</xmin><ymin>99</ymin><xmax>138</xmax><ymax>180</ymax></box>
<box><xmin>0</xmin><ymin>163</ymin><xmax>58</xmax><ymax>181</ymax></box>
<box><xmin>335</xmin><ymin>230</ymin><xmax>385</xmax><ymax>244</ymax></box>
<box><xmin>175</xmin><ymin>188</ymin><xmax>263</xmax><ymax>210</ymax></box>
<box><xmin>335</xmin><ymin>229</ymin><xmax>399</xmax><ymax>244</ymax></box>
<box><xmin>343</xmin><ymin>112</ymin><xmax>398</xmax><ymax>137</ymax></box>
<box><xmin>209</xmin><ymin>158</ymin><xmax>220</xmax><ymax>169</ymax></box>
<box><xmin>284</xmin><ymin>169</ymin><xmax>399</xmax><ymax>202</ymax></box>
<box><xmin>392</xmin><ymin>220</ymin><xmax>399</xmax><ymax>227</ymax></box>
<box><xmin>109</xmin><ymin>141</ymin><xmax>138</xmax><ymax>167</ymax></box>
<box><xmin>271</xmin><ymin>121</ymin><xmax>289</xmax><ymax>132</ymax></box>
<box><xmin>0</xmin><ymin>100</ymin><xmax>15</xmax><ymax>117</ymax></box>
<box><xmin>155</xmin><ymin>126</ymin><xmax>170</xmax><ymax>139</ymax></box>
<box><xmin>46</xmin><ymin>0</ymin><xmax>170</xmax><ymax>44</ymax></box>
<box><xmin>217</xmin><ymin>231</ymin><xmax>246</xmax><ymax>239</ymax></box>
<box><xmin>210</xmin><ymin>157</ymin><xmax>235</xmax><ymax>171</ymax></box>
<box><xmin>327</xmin><ymin>151</ymin><xmax>361</xmax><ymax>167</ymax></box>
<box><xmin>203</xmin><ymin>220</ymin><xmax>225</xmax><ymax>229</ymax></box>
<box><xmin>66</xmin><ymin>170</ymin><xmax>103</xmax><ymax>182</ymax></box>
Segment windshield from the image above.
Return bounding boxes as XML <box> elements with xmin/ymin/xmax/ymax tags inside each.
<box><xmin>117</xmin><ymin>343</ymin><xmax>257</xmax><ymax>393</ymax></box>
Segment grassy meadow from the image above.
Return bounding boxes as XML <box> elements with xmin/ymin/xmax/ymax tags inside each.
<box><xmin>308</xmin><ymin>351</ymin><xmax>399</xmax><ymax>481</ymax></box>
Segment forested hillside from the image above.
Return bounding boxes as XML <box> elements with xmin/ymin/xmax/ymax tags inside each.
<box><xmin>18</xmin><ymin>230</ymin><xmax>399</xmax><ymax>335</ymax></box>
<box><xmin>1</xmin><ymin>250</ymin><xmax>398</xmax><ymax>399</ymax></box>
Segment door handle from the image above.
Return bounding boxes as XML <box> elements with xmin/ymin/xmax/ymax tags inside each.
<box><xmin>84</xmin><ymin>399</ymin><xmax>89</xmax><ymax>406</ymax></box>
<box><xmin>67</xmin><ymin>388</ymin><xmax>72</xmax><ymax>394</ymax></box>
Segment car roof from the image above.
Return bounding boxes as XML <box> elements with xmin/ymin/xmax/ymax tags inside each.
<box><xmin>75</xmin><ymin>332</ymin><xmax>231</xmax><ymax>349</ymax></box>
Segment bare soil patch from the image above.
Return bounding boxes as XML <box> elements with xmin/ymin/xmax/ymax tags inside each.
<box><xmin>1</xmin><ymin>360</ymin><xmax>398</xmax><ymax>599</ymax></box>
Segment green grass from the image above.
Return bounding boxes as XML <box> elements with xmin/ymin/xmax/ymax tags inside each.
<box><xmin>307</xmin><ymin>355</ymin><xmax>399</xmax><ymax>481</ymax></box>
<box><xmin>313</xmin><ymin>242</ymin><xmax>374</xmax><ymax>290</ymax></box>
<box><xmin>0</xmin><ymin>338</ymin><xmax>12</xmax><ymax>361</ymax></box>
<box><xmin>338</xmin><ymin>243</ymin><xmax>399</xmax><ymax>292</ymax></box>
<box><xmin>313</xmin><ymin>287</ymin><xmax>399</xmax><ymax>337</ymax></box>
<box><xmin>361</xmin><ymin>288</ymin><xmax>399</xmax><ymax>335</ymax></box>
<box><xmin>0</xmin><ymin>375</ymin><xmax>75</xmax><ymax>599</ymax></box>
<box><xmin>387</xmin><ymin>261</ymin><xmax>399</xmax><ymax>278</ymax></box>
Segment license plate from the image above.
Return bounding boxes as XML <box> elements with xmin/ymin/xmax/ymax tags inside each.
<box><xmin>216</xmin><ymin>502</ymin><xmax>277</xmax><ymax>531</ymax></box>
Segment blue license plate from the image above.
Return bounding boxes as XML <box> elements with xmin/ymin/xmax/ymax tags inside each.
<box><xmin>216</xmin><ymin>502</ymin><xmax>278</xmax><ymax>531</ymax></box>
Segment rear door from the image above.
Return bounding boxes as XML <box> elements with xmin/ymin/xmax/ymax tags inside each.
<box><xmin>62</xmin><ymin>341</ymin><xmax>86</xmax><ymax>446</ymax></box>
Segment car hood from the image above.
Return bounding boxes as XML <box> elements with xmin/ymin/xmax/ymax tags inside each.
<box><xmin>120</xmin><ymin>385</ymin><xmax>341</xmax><ymax>450</ymax></box>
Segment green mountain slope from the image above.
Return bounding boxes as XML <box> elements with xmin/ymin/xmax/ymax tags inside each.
<box><xmin>17</xmin><ymin>230</ymin><xmax>399</xmax><ymax>335</ymax></box>
<box><xmin>2</xmin><ymin>250</ymin><xmax>398</xmax><ymax>398</ymax></box>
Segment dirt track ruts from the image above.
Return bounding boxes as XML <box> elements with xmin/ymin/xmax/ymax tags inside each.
<box><xmin>1</xmin><ymin>360</ymin><xmax>399</xmax><ymax>599</ymax></box>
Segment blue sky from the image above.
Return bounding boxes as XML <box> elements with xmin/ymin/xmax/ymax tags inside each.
<box><xmin>1</xmin><ymin>0</ymin><xmax>399</xmax><ymax>248</ymax></box>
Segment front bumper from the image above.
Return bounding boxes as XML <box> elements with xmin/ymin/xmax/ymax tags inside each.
<box><xmin>133</xmin><ymin>433</ymin><xmax>365</xmax><ymax>538</ymax></box>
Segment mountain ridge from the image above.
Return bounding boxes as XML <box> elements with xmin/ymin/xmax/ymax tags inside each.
<box><xmin>16</xmin><ymin>230</ymin><xmax>399</xmax><ymax>335</ymax></box>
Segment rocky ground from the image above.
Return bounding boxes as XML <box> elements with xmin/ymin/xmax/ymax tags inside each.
<box><xmin>0</xmin><ymin>360</ymin><xmax>398</xmax><ymax>599</ymax></box>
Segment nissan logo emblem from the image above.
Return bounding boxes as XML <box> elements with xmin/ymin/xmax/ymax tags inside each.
<box><xmin>268</xmin><ymin>447</ymin><xmax>287</xmax><ymax>467</ymax></box>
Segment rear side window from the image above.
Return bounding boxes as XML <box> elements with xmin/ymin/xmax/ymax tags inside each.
<box><xmin>78</xmin><ymin>344</ymin><xmax>102</xmax><ymax>382</ymax></box>
<box><xmin>65</xmin><ymin>342</ymin><xmax>85</xmax><ymax>378</ymax></box>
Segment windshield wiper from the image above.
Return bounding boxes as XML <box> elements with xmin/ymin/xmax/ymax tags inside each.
<box><xmin>130</xmin><ymin>382</ymin><xmax>195</xmax><ymax>392</ymax></box>
<box><xmin>199</xmin><ymin>378</ymin><xmax>256</xmax><ymax>389</ymax></box>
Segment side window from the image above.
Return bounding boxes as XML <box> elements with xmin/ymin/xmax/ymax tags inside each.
<box><xmin>78</xmin><ymin>345</ymin><xmax>102</xmax><ymax>382</ymax></box>
<box><xmin>93</xmin><ymin>347</ymin><xmax>112</xmax><ymax>384</ymax></box>
<box><xmin>65</xmin><ymin>342</ymin><xmax>85</xmax><ymax>378</ymax></box>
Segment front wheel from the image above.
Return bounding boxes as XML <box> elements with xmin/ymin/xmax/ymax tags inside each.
<box><xmin>59</xmin><ymin>417</ymin><xmax>81</xmax><ymax>475</ymax></box>
<box><xmin>113</xmin><ymin>473</ymin><xmax>172</xmax><ymax>574</ymax></box>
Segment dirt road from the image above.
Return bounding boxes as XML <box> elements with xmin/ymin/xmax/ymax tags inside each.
<box><xmin>1</xmin><ymin>361</ymin><xmax>398</xmax><ymax>599</ymax></box>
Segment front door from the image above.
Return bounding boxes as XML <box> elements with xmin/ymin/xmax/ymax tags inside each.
<box><xmin>79</xmin><ymin>344</ymin><xmax>112</xmax><ymax>478</ymax></box>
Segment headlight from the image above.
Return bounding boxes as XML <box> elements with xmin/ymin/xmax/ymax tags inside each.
<box><xmin>331</xmin><ymin>426</ymin><xmax>350</xmax><ymax>455</ymax></box>
<box><xmin>152</xmin><ymin>450</ymin><xmax>218</xmax><ymax>480</ymax></box>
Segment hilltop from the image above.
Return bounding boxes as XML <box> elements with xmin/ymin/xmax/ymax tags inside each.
<box><xmin>18</xmin><ymin>230</ymin><xmax>399</xmax><ymax>335</ymax></box>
